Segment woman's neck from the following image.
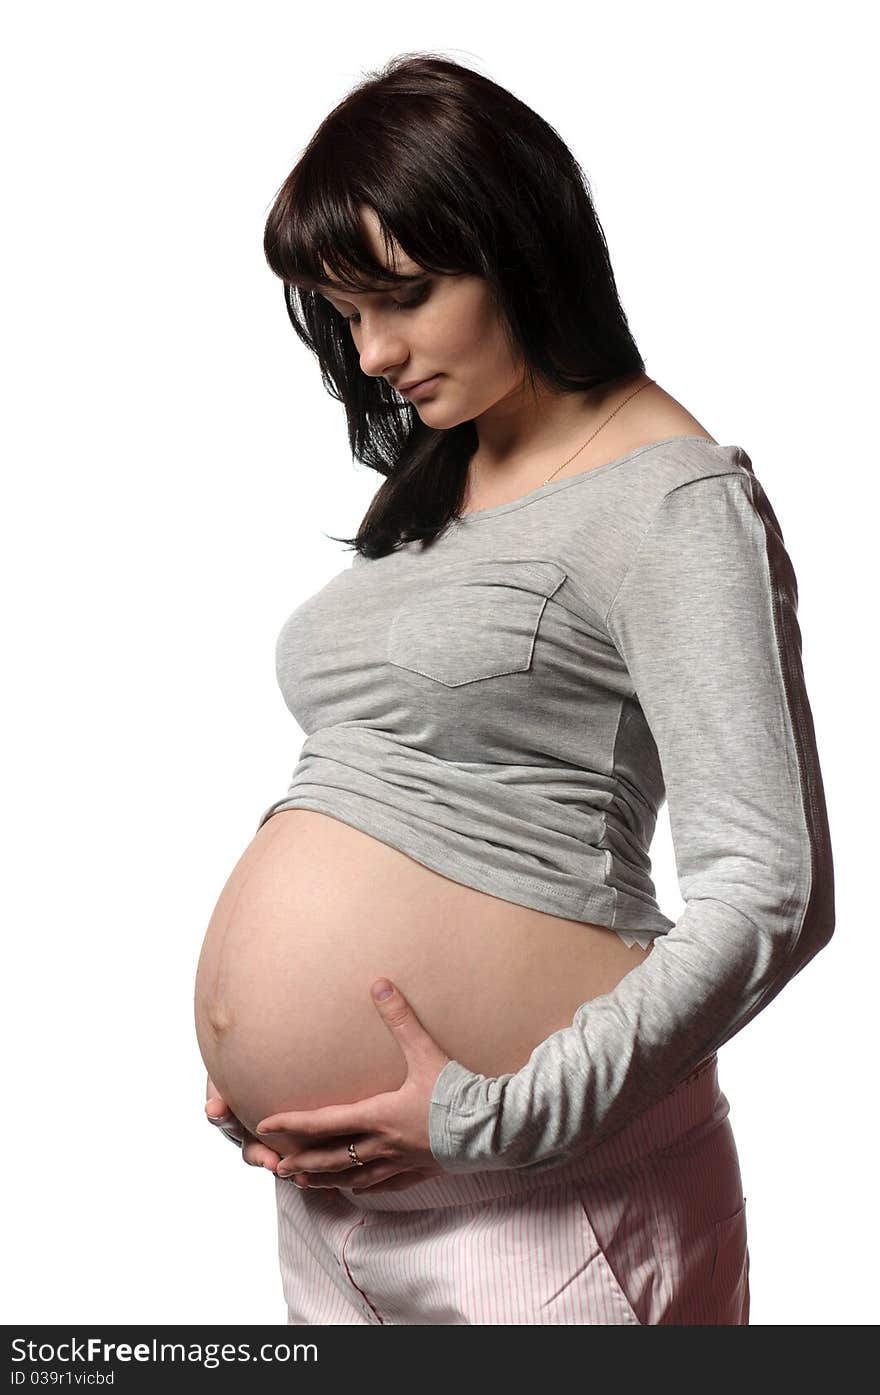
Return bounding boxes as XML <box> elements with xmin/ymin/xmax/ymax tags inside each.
<box><xmin>467</xmin><ymin>372</ymin><xmax>655</xmax><ymax>498</ymax></box>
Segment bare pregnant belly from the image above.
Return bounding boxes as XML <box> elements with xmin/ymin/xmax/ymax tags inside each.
<box><xmin>193</xmin><ymin>809</ymin><xmax>654</xmax><ymax>1144</ymax></box>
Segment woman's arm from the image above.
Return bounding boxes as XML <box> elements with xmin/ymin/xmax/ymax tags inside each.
<box><xmin>428</xmin><ymin>468</ymin><xmax>835</xmax><ymax>1173</ymax></box>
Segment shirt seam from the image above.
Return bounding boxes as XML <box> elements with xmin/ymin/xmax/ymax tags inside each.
<box><xmin>739</xmin><ymin>468</ymin><xmax>814</xmax><ymax>967</ymax></box>
<box><xmin>453</xmin><ymin>437</ymin><xmax>720</xmax><ymax>525</ymax></box>
<box><xmin>603</xmin><ymin>468</ymin><xmax>747</xmax><ymax>628</ymax></box>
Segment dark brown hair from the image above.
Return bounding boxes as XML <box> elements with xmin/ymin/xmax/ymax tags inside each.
<box><xmin>263</xmin><ymin>51</ymin><xmax>646</xmax><ymax>559</ymax></box>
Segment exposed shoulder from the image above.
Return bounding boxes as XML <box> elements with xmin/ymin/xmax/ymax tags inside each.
<box><xmin>598</xmin><ymin>381</ymin><xmax>752</xmax><ymax>496</ymax></box>
<box><xmin>615</xmin><ymin>380</ymin><xmax>718</xmax><ymax>451</ymax></box>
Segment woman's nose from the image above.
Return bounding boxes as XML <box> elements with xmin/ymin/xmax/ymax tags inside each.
<box><xmin>357</xmin><ymin>326</ymin><xmax>409</xmax><ymax>380</ymax></box>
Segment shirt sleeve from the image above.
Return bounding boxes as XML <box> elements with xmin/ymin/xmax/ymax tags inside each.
<box><xmin>427</xmin><ymin>468</ymin><xmax>836</xmax><ymax>1173</ymax></box>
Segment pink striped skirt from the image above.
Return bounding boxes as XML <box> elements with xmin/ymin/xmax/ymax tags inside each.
<box><xmin>273</xmin><ymin>1052</ymin><xmax>750</xmax><ymax>1325</ymax></box>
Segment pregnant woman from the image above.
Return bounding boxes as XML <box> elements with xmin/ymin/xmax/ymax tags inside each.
<box><xmin>194</xmin><ymin>53</ymin><xmax>835</xmax><ymax>1325</ymax></box>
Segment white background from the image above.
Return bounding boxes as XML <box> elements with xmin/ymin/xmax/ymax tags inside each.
<box><xmin>2</xmin><ymin>1</ymin><xmax>876</xmax><ymax>1326</ymax></box>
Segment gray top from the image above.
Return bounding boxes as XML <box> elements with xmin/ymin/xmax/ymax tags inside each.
<box><xmin>258</xmin><ymin>434</ymin><xmax>835</xmax><ymax>1174</ymax></box>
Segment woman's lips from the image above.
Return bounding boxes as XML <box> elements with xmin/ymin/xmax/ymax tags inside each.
<box><xmin>401</xmin><ymin>374</ymin><xmax>444</xmax><ymax>400</ymax></box>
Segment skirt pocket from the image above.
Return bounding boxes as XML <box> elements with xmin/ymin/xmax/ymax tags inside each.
<box><xmin>710</xmin><ymin>1198</ymin><xmax>750</xmax><ymax>1325</ymax></box>
<box><xmin>568</xmin><ymin>1178</ymin><xmax>645</xmax><ymax>1325</ymax></box>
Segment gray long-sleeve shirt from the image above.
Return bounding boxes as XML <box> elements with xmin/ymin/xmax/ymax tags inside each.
<box><xmin>257</xmin><ymin>434</ymin><xmax>835</xmax><ymax>1174</ymax></box>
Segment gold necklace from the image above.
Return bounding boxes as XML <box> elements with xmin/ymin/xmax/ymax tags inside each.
<box><xmin>540</xmin><ymin>377</ymin><xmax>655</xmax><ymax>486</ymax></box>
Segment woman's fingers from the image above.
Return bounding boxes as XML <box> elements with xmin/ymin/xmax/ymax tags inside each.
<box><xmin>205</xmin><ymin>1099</ymin><xmax>243</xmax><ymax>1144</ymax></box>
<box><xmin>209</xmin><ymin>1111</ymin><xmax>282</xmax><ymax>1169</ymax></box>
<box><xmin>241</xmin><ymin>1135</ymin><xmax>282</xmax><ymax>1170</ymax></box>
<box><xmin>205</xmin><ymin>1076</ymin><xmax>226</xmax><ymax>1111</ymax></box>
<box><xmin>205</xmin><ymin>1094</ymin><xmax>281</xmax><ymax>1170</ymax></box>
<box><xmin>205</xmin><ymin>1081</ymin><xmax>239</xmax><ymax>1140</ymax></box>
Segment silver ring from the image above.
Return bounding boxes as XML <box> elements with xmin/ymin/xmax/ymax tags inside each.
<box><xmin>348</xmin><ymin>1141</ymin><xmax>365</xmax><ymax>1166</ymax></box>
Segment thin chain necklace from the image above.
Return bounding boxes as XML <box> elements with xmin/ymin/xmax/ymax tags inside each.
<box><xmin>540</xmin><ymin>377</ymin><xmax>655</xmax><ymax>486</ymax></box>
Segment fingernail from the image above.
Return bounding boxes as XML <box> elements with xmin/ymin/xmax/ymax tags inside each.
<box><xmin>276</xmin><ymin>1167</ymin><xmax>291</xmax><ymax>1177</ymax></box>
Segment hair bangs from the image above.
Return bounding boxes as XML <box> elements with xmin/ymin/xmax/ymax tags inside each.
<box><xmin>266</xmin><ymin>164</ymin><xmax>464</xmax><ymax>301</ymax></box>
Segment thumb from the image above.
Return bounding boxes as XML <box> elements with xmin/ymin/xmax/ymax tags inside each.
<box><xmin>370</xmin><ymin>978</ymin><xmax>437</xmax><ymax>1060</ymax></box>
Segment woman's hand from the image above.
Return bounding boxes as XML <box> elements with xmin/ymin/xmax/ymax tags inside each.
<box><xmin>255</xmin><ymin>978</ymin><xmax>452</xmax><ymax>1194</ymax></box>
<box><xmin>205</xmin><ymin>1074</ymin><xmax>282</xmax><ymax>1173</ymax></box>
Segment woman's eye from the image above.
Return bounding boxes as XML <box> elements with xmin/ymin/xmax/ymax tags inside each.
<box><xmin>343</xmin><ymin>282</ymin><xmax>430</xmax><ymax>326</ymax></box>
<box><xmin>396</xmin><ymin>281</ymin><xmax>431</xmax><ymax>311</ymax></box>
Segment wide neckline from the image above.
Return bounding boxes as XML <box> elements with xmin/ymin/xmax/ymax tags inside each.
<box><xmin>453</xmin><ymin>434</ymin><xmax>723</xmax><ymax>523</ymax></box>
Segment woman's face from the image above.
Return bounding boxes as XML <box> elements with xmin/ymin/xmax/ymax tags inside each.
<box><xmin>316</xmin><ymin>206</ymin><xmax>527</xmax><ymax>428</ymax></box>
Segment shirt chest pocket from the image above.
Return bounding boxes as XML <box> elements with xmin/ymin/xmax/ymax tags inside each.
<box><xmin>386</xmin><ymin>559</ymin><xmax>568</xmax><ymax>687</ymax></box>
